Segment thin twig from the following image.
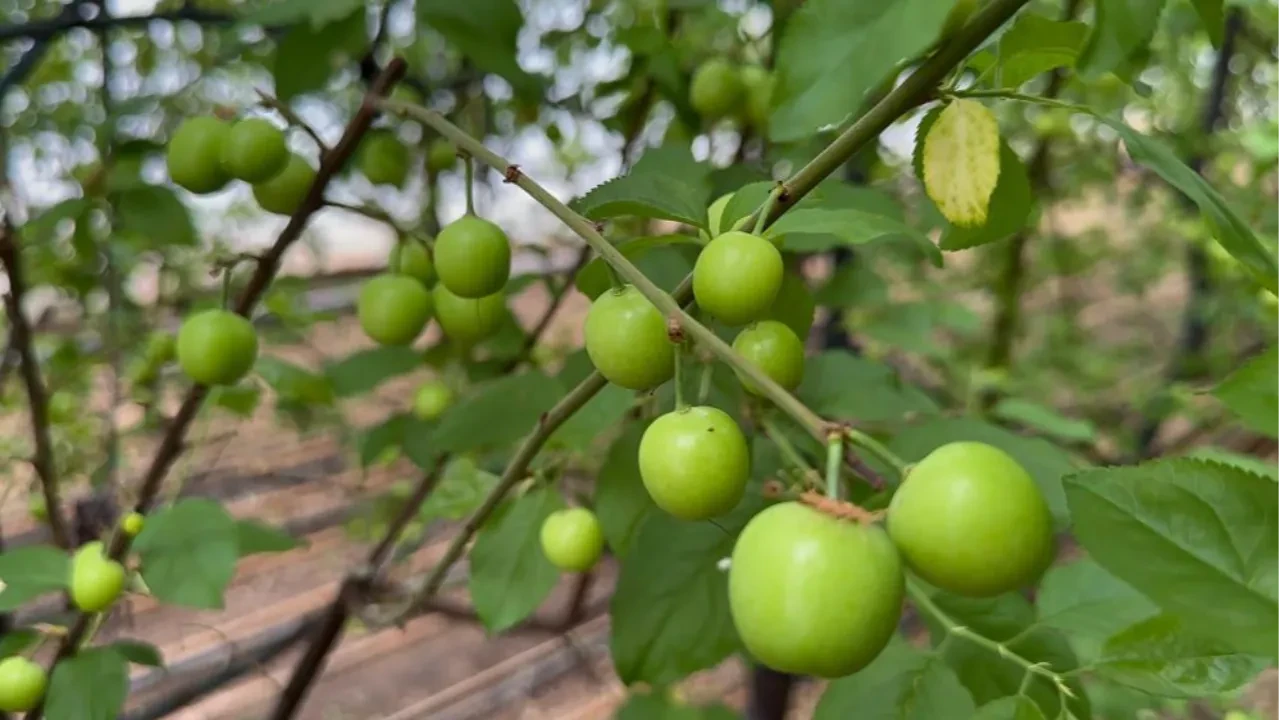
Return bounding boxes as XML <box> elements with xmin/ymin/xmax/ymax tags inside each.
<box><xmin>257</xmin><ymin>89</ymin><xmax>331</xmax><ymax>155</ymax></box>
<box><xmin>323</xmin><ymin>200</ymin><xmax>410</xmax><ymax>238</ymax></box>
<box><xmin>502</xmin><ymin>245</ymin><xmax>593</xmax><ymax>373</ymax></box>
<box><xmin>0</xmin><ymin>6</ymin><xmax>256</xmax><ymax>42</ymax></box>
<box><xmin>0</xmin><ymin>215</ymin><xmax>72</xmax><ymax>549</ymax></box>
<box><xmin>26</xmin><ymin>59</ymin><xmax>409</xmax><ymax>720</ymax></box>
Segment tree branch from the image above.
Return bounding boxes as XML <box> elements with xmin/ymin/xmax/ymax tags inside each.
<box><xmin>0</xmin><ymin>6</ymin><xmax>240</xmax><ymax>43</ymax></box>
<box><xmin>0</xmin><ymin>215</ymin><xmax>72</xmax><ymax>549</ymax></box>
<box><xmin>25</xmin><ymin>59</ymin><xmax>408</xmax><ymax>720</ymax></box>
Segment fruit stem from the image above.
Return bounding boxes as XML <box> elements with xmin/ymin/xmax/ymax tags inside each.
<box><xmin>824</xmin><ymin>431</ymin><xmax>843</xmax><ymax>500</ymax></box>
<box><xmin>463</xmin><ymin>153</ymin><xmax>475</xmax><ymax>215</ymax></box>
<box><xmin>905</xmin><ymin>577</ymin><xmax>1077</xmax><ymax>706</ymax></box>
<box><xmin>605</xmin><ymin>263</ymin><xmax>625</xmax><ymax>291</ymax></box>
<box><xmin>673</xmin><ymin>343</ymin><xmax>686</xmax><ymax>410</ymax></box>
<box><xmin>220</xmin><ymin>270</ymin><xmax>232</xmax><ymax>310</ymax></box>
<box><xmin>696</xmin><ymin>356</ymin><xmax>713</xmax><ymax>405</ymax></box>
<box><xmin>753</xmin><ymin>184</ymin><xmax>781</xmax><ymax>236</ymax></box>
<box><xmin>844</xmin><ymin>427</ymin><xmax>908</xmax><ymax>480</ymax></box>
<box><xmin>759</xmin><ymin>414</ymin><xmax>820</xmax><ymax>487</ymax></box>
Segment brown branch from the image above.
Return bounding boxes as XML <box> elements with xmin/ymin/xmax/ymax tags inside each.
<box><xmin>0</xmin><ymin>216</ymin><xmax>72</xmax><ymax>549</ymax></box>
<box><xmin>25</xmin><ymin>58</ymin><xmax>409</xmax><ymax>720</ymax></box>
<box><xmin>256</xmin><ymin>89</ymin><xmax>331</xmax><ymax>154</ymax></box>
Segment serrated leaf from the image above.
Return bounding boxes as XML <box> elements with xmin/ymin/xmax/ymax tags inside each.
<box><xmin>796</xmin><ymin>352</ymin><xmax>939</xmax><ymax>424</ymax></box>
<box><xmin>611</xmin><ymin>498</ymin><xmax>763</xmax><ymax>686</ymax></box>
<box><xmin>133</xmin><ymin>499</ymin><xmax>239</xmax><ymax>609</ymax></box>
<box><xmin>1213</xmin><ymin>346</ymin><xmax>1277</xmax><ymax>438</ymax></box>
<box><xmin>1094</xmin><ymin>613</ymin><xmax>1269</xmax><ymax>697</ymax></box>
<box><xmin>1036</xmin><ymin>558</ymin><xmax>1158</xmax><ymax>662</ymax></box>
<box><xmin>429</xmin><ymin>372</ymin><xmax>565</xmax><ymax>453</ymax></box>
<box><xmin>995</xmin><ymin>14</ymin><xmax>1089</xmax><ymax>88</ymax></box>
<box><xmin>1079</xmin><ymin>0</ymin><xmax>1167</xmax><ymax>76</ymax></box>
<box><xmin>324</xmin><ymin>346</ymin><xmax>423</xmax><ymax>398</ymax></box>
<box><xmin>1064</xmin><ymin>458</ymin><xmax>1278</xmax><ymax>657</ymax></box>
<box><xmin>770</xmin><ymin>0</ymin><xmax>956</xmax><ymax>141</ymax></box>
<box><xmin>923</xmin><ymin>100</ymin><xmax>1002</xmax><ymax>229</ymax></box>
<box><xmin>571</xmin><ymin>174</ymin><xmax>708</xmax><ymax>227</ymax></box>
<box><xmin>255</xmin><ymin>356</ymin><xmax>335</xmax><ymax>406</ymax></box>
<box><xmin>972</xmin><ymin>696</ymin><xmax>1046</xmax><ymax>720</ymax></box>
<box><xmin>918</xmin><ymin>590</ymin><xmax>1090</xmax><ymax>719</ymax></box>
<box><xmin>769</xmin><ymin>207</ymin><xmax>943</xmax><ymax>267</ymax></box>
<box><xmin>888</xmin><ymin>418</ymin><xmax>1078</xmax><ymax>526</ymax></box>
<box><xmin>815</xmin><ymin>639</ymin><xmax>975</xmax><ymax>719</ymax></box>
<box><xmin>272</xmin><ymin>10</ymin><xmax>368</xmax><ymax>102</ymax></box>
<box><xmin>468</xmin><ymin>488</ymin><xmax>564</xmax><ymax>632</ymax></box>
<box><xmin>1184</xmin><ymin>447</ymin><xmax>1278</xmax><ymax>481</ymax></box>
<box><xmin>46</xmin><ymin>647</ymin><xmax>129</xmax><ymax>720</ymax></box>
<box><xmin>115</xmin><ymin>184</ymin><xmax>196</xmax><ymax>247</ymax></box>
<box><xmin>594</xmin><ymin>423</ymin><xmax>655</xmax><ymax>557</ymax></box>
<box><xmin>1101</xmin><ymin>121</ymin><xmax>1278</xmax><ymax>293</ymax></box>
<box><xmin>993</xmin><ymin>398</ymin><xmax>1096</xmax><ymax>443</ymax></box>
<box><xmin>0</xmin><ymin>545</ymin><xmax>70</xmax><ymax>610</ymax></box>
<box><xmin>236</xmin><ymin>519</ymin><xmax>303</xmax><ymax>556</ymax></box>
<box><xmin>419</xmin><ymin>457</ymin><xmax>499</xmax><ymax>522</ymax></box>
<box><xmin>575</xmin><ymin>235</ymin><xmax>702</xmax><ymax>300</ymax></box>
<box><xmin>110</xmin><ymin>640</ymin><xmax>164</xmax><ymax>667</ymax></box>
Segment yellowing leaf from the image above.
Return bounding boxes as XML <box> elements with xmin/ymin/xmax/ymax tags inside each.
<box><xmin>922</xmin><ymin>99</ymin><xmax>1001</xmax><ymax>228</ymax></box>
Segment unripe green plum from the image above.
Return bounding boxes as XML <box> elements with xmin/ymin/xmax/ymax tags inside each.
<box><xmin>0</xmin><ymin>657</ymin><xmax>47</xmax><ymax>712</ymax></box>
<box><xmin>176</xmin><ymin>310</ymin><xmax>259</xmax><ymax>386</ymax></box>
<box><xmin>167</xmin><ymin>116</ymin><xmax>232</xmax><ymax>194</ymax></box>
<box><xmin>393</xmin><ymin>241</ymin><xmax>435</xmax><ymax>286</ymax></box>
<box><xmin>251</xmin><ymin>153</ymin><xmax>315</xmax><ymax>216</ymax></box>
<box><xmin>427</xmin><ymin>139</ymin><xmax>457</xmax><ymax>174</ymax></box>
<box><xmin>357</xmin><ymin>274</ymin><xmax>433</xmax><ymax>346</ymax></box>
<box><xmin>638</xmin><ymin>406</ymin><xmax>749</xmax><ymax>520</ymax></box>
<box><xmin>358</xmin><ymin>131</ymin><xmax>411</xmax><ymax>187</ymax></box>
<box><xmin>584</xmin><ymin>285</ymin><xmax>674</xmax><ymax>391</ymax></box>
<box><xmin>70</xmin><ymin>541</ymin><xmax>127</xmax><ymax>613</ymax></box>
<box><xmin>693</xmin><ymin>231</ymin><xmax>783</xmax><ymax>325</ymax></box>
<box><xmin>434</xmin><ymin>216</ymin><xmax>511</xmax><ymax>299</ymax></box>
<box><xmin>433</xmin><ymin>285</ymin><xmax>507</xmax><ymax>346</ymax></box>
<box><xmin>739</xmin><ymin>65</ymin><xmax>774</xmax><ymax>130</ymax></box>
<box><xmin>689</xmin><ymin>58</ymin><xmax>744</xmax><ymax>122</ymax></box>
<box><xmin>540</xmin><ymin>508</ymin><xmax>605</xmax><ymax>572</ymax></box>
<box><xmin>221</xmin><ymin>118</ymin><xmax>289</xmax><ymax>183</ymax></box>
<box><xmin>413</xmin><ymin>380</ymin><xmax>454</xmax><ymax>421</ymax></box>
<box><xmin>732</xmin><ymin>320</ymin><xmax>805</xmax><ymax>394</ymax></box>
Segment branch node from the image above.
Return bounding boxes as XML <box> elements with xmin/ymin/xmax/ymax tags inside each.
<box><xmin>666</xmin><ymin>316</ymin><xmax>685</xmax><ymax>344</ymax></box>
<box><xmin>503</xmin><ymin>164</ymin><xmax>522</xmax><ymax>183</ymax></box>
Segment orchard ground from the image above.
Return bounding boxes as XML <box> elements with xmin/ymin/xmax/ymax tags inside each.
<box><xmin>0</xmin><ymin>187</ymin><xmax>1274</xmax><ymax>717</ymax></box>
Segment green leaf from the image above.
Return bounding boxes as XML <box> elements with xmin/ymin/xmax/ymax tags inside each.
<box><xmin>133</xmin><ymin>499</ymin><xmax>239</xmax><ymax>609</ymax></box>
<box><xmin>1102</xmin><ymin>120</ymin><xmax>1278</xmax><ymax>293</ymax></box>
<box><xmin>815</xmin><ymin>640</ymin><xmax>975</xmax><ymax>719</ymax></box>
<box><xmin>468</xmin><ymin>488</ymin><xmax>564</xmax><ymax>632</ymax></box>
<box><xmin>995</xmin><ymin>13</ymin><xmax>1089</xmax><ymax>88</ymax></box>
<box><xmin>615</xmin><ymin>692</ymin><xmax>740</xmax><ymax>719</ymax></box>
<box><xmin>45</xmin><ymin>647</ymin><xmax>129</xmax><ymax>720</ymax></box>
<box><xmin>236</xmin><ymin>519</ymin><xmax>303</xmax><ymax>556</ymax></box>
<box><xmin>571</xmin><ymin>175</ymin><xmax>709</xmax><ymax>227</ymax></box>
<box><xmin>109</xmin><ymin>640</ymin><xmax>164</xmax><ymax>667</ymax></box>
<box><xmin>419</xmin><ymin>457</ymin><xmax>499</xmax><ymax>522</ymax></box>
<box><xmin>357</xmin><ymin>413</ymin><xmax>410</xmax><ymax>467</ymax></box>
<box><xmin>770</xmin><ymin>0</ymin><xmax>955</xmax><ymax>142</ymax></box>
<box><xmin>1191</xmin><ymin>0</ymin><xmax>1224</xmax><ymax>46</ymax></box>
<box><xmin>1064</xmin><ymin>458</ymin><xmax>1278</xmax><ymax>657</ymax></box>
<box><xmin>939</xmin><ymin>143</ymin><xmax>1033</xmax><ymax>251</ymax></box>
<box><xmin>972</xmin><ymin>696</ymin><xmax>1046</xmax><ymax>720</ymax></box>
<box><xmin>575</xmin><ymin>235</ymin><xmax>702</xmax><ymax>300</ymax></box>
<box><xmin>115</xmin><ymin>185</ymin><xmax>196</xmax><ymax>247</ymax></box>
<box><xmin>429</xmin><ymin>372</ymin><xmax>565</xmax><ymax>453</ymax></box>
<box><xmin>610</xmin><ymin>498</ymin><xmax>762</xmax><ymax>686</ymax></box>
<box><xmin>1036</xmin><ymin>558</ymin><xmax>1158</xmax><ymax>661</ymax></box>
<box><xmin>21</xmin><ymin>198</ymin><xmax>91</xmax><ymax>245</ymax></box>
<box><xmin>209</xmin><ymin>384</ymin><xmax>262</xmax><ymax>418</ymax></box>
<box><xmin>324</xmin><ymin>346</ymin><xmax>423</xmax><ymax>398</ymax></box>
<box><xmin>920</xmin><ymin>590</ymin><xmax>1090</xmax><ymax>719</ymax></box>
<box><xmin>550</xmin><ymin>384</ymin><xmax>634</xmax><ymax>451</ymax></box>
<box><xmin>272</xmin><ymin>10</ymin><xmax>368</xmax><ymax>101</ymax></box>
<box><xmin>922</xmin><ymin>99</ymin><xmax>1001</xmax><ymax>228</ymax></box>
<box><xmin>242</xmin><ymin>0</ymin><xmax>365</xmax><ymax>28</ymax></box>
<box><xmin>1213</xmin><ymin>346</ymin><xmax>1278</xmax><ymax>438</ymax></box>
<box><xmin>1078</xmin><ymin>0</ymin><xmax>1167</xmax><ymax>76</ymax></box>
<box><xmin>992</xmin><ymin>398</ymin><xmax>1096</xmax><ymax>443</ymax></box>
<box><xmin>594</xmin><ymin>423</ymin><xmax>655</xmax><ymax>557</ymax></box>
<box><xmin>888</xmin><ymin>417</ymin><xmax>1078</xmax><ymax>526</ymax></box>
<box><xmin>797</xmin><ymin>352</ymin><xmax>940</xmax><ymax>424</ymax></box>
<box><xmin>1094</xmin><ymin>613</ymin><xmax>1269</xmax><ymax>697</ymax></box>
<box><xmin>417</xmin><ymin>0</ymin><xmax>544</xmax><ymax>102</ymax></box>
<box><xmin>770</xmin><ymin>207</ymin><xmax>943</xmax><ymax>267</ymax></box>
<box><xmin>1183</xmin><ymin>447</ymin><xmax>1278</xmax><ymax>481</ymax></box>
<box><xmin>0</xmin><ymin>629</ymin><xmax>39</xmax><ymax>658</ymax></box>
<box><xmin>0</xmin><ymin>545</ymin><xmax>70</xmax><ymax>611</ymax></box>
<box><xmin>255</xmin><ymin>356</ymin><xmax>335</xmax><ymax>406</ymax></box>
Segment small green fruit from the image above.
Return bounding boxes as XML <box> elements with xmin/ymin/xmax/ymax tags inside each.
<box><xmin>434</xmin><ymin>216</ymin><xmax>512</xmax><ymax>299</ymax></box>
<box><xmin>357</xmin><ymin>274</ymin><xmax>433</xmax><ymax>346</ymax></box>
<box><xmin>393</xmin><ymin>241</ymin><xmax>435</xmax><ymax>286</ymax></box>
<box><xmin>732</xmin><ymin>320</ymin><xmax>805</xmax><ymax>394</ymax></box>
<box><xmin>540</xmin><ymin>507</ymin><xmax>605</xmax><ymax>572</ymax></box>
<box><xmin>693</xmin><ymin>231</ymin><xmax>784</xmax><ymax>325</ymax></box>
<box><xmin>583</xmin><ymin>285</ymin><xmax>674</xmax><ymax>391</ymax></box>
<box><xmin>145</xmin><ymin>331</ymin><xmax>177</xmax><ymax>366</ymax></box>
<box><xmin>167</xmin><ymin>116</ymin><xmax>232</xmax><ymax>194</ymax></box>
<box><xmin>739</xmin><ymin>65</ymin><xmax>774</xmax><ymax>130</ymax></box>
<box><xmin>689</xmin><ymin>58</ymin><xmax>744</xmax><ymax>122</ymax></box>
<box><xmin>433</xmin><ymin>285</ymin><xmax>507</xmax><ymax>346</ymax></box>
<box><xmin>426</xmin><ymin>139</ymin><xmax>457</xmax><ymax>174</ymax></box>
<box><xmin>176</xmin><ymin>310</ymin><xmax>259</xmax><ymax>386</ymax></box>
<box><xmin>358</xmin><ymin>131</ymin><xmax>411</xmax><ymax>187</ymax></box>
<box><xmin>221</xmin><ymin>118</ymin><xmax>289</xmax><ymax>183</ymax></box>
<box><xmin>413</xmin><ymin>381</ymin><xmax>454</xmax><ymax>421</ymax></box>
<box><xmin>0</xmin><ymin>656</ymin><xmax>47</xmax><ymax>712</ymax></box>
<box><xmin>638</xmin><ymin>406</ymin><xmax>749</xmax><ymax>520</ymax></box>
<box><xmin>70</xmin><ymin>541</ymin><xmax>127</xmax><ymax>613</ymax></box>
<box><xmin>121</xmin><ymin>512</ymin><xmax>145</xmax><ymax>537</ymax></box>
<box><xmin>251</xmin><ymin>153</ymin><xmax>316</xmax><ymax>216</ymax></box>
